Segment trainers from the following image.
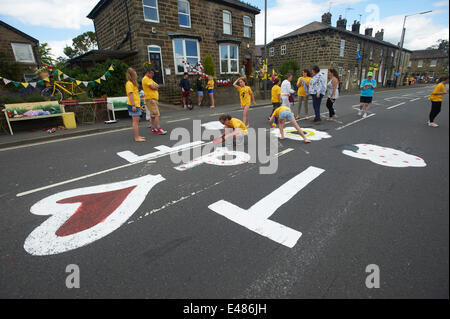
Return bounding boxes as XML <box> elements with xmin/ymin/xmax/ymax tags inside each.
<box><xmin>156</xmin><ymin>128</ymin><xmax>167</xmax><ymax>135</ymax></box>
<box><xmin>358</xmin><ymin>109</ymin><xmax>363</xmax><ymax>116</ymax></box>
<box><xmin>362</xmin><ymin>112</ymin><xmax>368</xmax><ymax>118</ymax></box>
<box><xmin>428</xmin><ymin>122</ymin><xmax>439</xmax><ymax>127</ymax></box>
<box><xmin>151</xmin><ymin>127</ymin><xmax>157</xmax><ymax>133</ymax></box>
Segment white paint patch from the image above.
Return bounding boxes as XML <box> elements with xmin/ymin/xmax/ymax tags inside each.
<box><xmin>342</xmin><ymin>144</ymin><xmax>426</xmax><ymax>168</ymax></box>
<box><xmin>117</xmin><ymin>141</ymin><xmax>204</xmax><ymax>163</ymax></box>
<box><xmin>174</xmin><ymin>147</ymin><xmax>250</xmax><ymax>171</ymax></box>
<box><xmin>24</xmin><ymin>174</ymin><xmax>165</xmax><ymax>256</ymax></box>
<box><xmin>201</xmin><ymin>121</ymin><xmax>225</xmax><ymax>130</ymax></box>
<box><xmin>208</xmin><ymin>166</ymin><xmax>325</xmax><ymax>248</ymax></box>
<box><xmin>270</xmin><ymin>127</ymin><xmax>331</xmax><ymax>141</ymax></box>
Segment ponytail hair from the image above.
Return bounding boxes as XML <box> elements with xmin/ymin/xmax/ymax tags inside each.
<box><xmin>329</xmin><ymin>68</ymin><xmax>339</xmax><ymax>81</ymax></box>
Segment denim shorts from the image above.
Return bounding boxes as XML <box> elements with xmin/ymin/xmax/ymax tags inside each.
<box><xmin>279</xmin><ymin>110</ymin><xmax>294</xmax><ymax>121</ymax></box>
<box><xmin>127</xmin><ymin>105</ymin><xmax>142</xmax><ymax>117</ymax></box>
<box><xmin>208</xmin><ymin>89</ymin><xmax>214</xmax><ymax>94</ymax></box>
<box><xmin>198</xmin><ymin>91</ymin><xmax>204</xmax><ymax>97</ymax></box>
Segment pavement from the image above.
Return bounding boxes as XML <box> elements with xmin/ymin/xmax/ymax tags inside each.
<box><xmin>0</xmin><ymin>84</ymin><xmax>432</xmax><ymax>150</ymax></box>
<box><xmin>0</xmin><ymin>84</ymin><xmax>447</xmax><ymax>300</ymax></box>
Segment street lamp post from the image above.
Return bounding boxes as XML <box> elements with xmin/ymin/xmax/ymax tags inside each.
<box><xmin>263</xmin><ymin>0</ymin><xmax>267</xmax><ymax>100</ymax></box>
<box><xmin>395</xmin><ymin>10</ymin><xmax>432</xmax><ymax>86</ymax></box>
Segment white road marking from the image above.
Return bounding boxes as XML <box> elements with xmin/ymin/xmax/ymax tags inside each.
<box><xmin>16</xmin><ymin>141</ymin><xmax>211</xmax><ymax>197</ymax></box>
<box><xmin>335</xmin><ymin>113</ymin><xmax>375</xmax><ymax>131</ymax></box>
<box><xmin>409</xmin><ymin>98</ymin><xmax>420</xmax><ymax>102</ymax></box>
<box><xmin>208</xmin><ymin>166</ymin><xmax>325</xmax><ymax>248</ymax></box>
<box><xmin>387</xmin><ymin>102</ymin><xmax>406</xmax><ymax>110</ymax></box>
<box><xmin>166</xmin><ymin>117</ymin><xmax>191</xmax><ymax>123</ymax></box>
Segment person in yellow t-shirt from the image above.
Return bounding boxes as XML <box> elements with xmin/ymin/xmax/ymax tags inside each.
<box><xmin>142</xmin><ymin>69</ymin><xmax>167</xmax><ymax>135</ymax></box>
<box><xmin>217</xmin><ymin>114</ymin><xmax>247</xmax><ymax>144</ymax></box>
<box><xmin>428</xmin><ymin>76</ymin><xmax>448</xmax><ymax>127</ymax></box>
<box><xmin>270</xmin><ymin>78</ymin><xmax>281</xmax><ymax>127</ymax></box>
<box><xmin>233</xmin><ymin>77</ymin><xmax>256</xmax><ymax>128</ymax></box>
<box><xmin>269</xmin><ymin>105</ymin><xmax>311</xmax><ymax>143</ymax></box>
<box><xmin>206</xmin><ymin>75</ymin><xmax>215</xmax><ymax>108</ymax></box>
<box><xmin>296</xmin><ymin>69</ymin><xmax>312</xmax><ymax>120</ymax></box>
<box><xmin>125</xmin><ymin>67</ymin><xmax>145</xmax><ymax>142</ymax></box>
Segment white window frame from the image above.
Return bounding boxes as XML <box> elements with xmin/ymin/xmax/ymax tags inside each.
<box><xmin>147</xmin><ymin>45</ymin><xmax>165</xmax><ymax>84</ymax></box>
<box><xmin>223</xmin><ymin>10</ymin><xmax>232</xmax><ymax>35</ymax></box>
<box><xmin>219</xmin><ymin>44</ymin><xmax>239</xmax><ymax>74</ymax></box>
<box><xmin>172</xmin><ymin>39</ymin><xmax>200</xmax><ymax>75</ymax></box>
<box><xmin>280</xmin><ymin>45</ymin><xmax>286</xmax><ymax>56</ymax></box>
<box><xmin>11</xmin><ymin>43</ymin><xmax>35</xmax><ymax>63</ymax></box>
<box><xmin>243</xmin><ymin>16</ymin><xmax>252</xmax><ymax>38</ymax></box>
<box><xmin>418</xmin><ymin>60</ymin><xmax>423</xmax><ymax>68</ymax></box>
<box><xmin>408</xmin><ymin>60</ymin><xmax>412</xmax><ymax>67</ymax></box>
<box><xmin>178</xmin><ymin>0</ymin><xmax>191</xmax><ymax>28</ymax></box>
<box><xmin>369</xmin><ymin>47</ymin><xmax>373</xmax><ymax>60</ymax></box>
<box><xmin>430</xmin><ymin>59</ymin><xmax>437</xmax><ymax>67</ymax></box>
<box><xmin>269</xmin><ymin>47</ymin><xmax>274</xmax><ymax>57</ymax></box>
<box><xmin>339</xmin><ymin>40</ymin><xmax>345</xmax><ymax>57</ymax></box>
<box><xmin>356</xmin><ymin>43</ymin><xmax>361</xmax><ymax>52</ymax></box>
<box><xmin>143</xmin><ymin>0</ymin><xmax>159</xmax><ymax>23</ymax></box>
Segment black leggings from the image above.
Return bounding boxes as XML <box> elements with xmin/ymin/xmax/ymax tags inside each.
<box><xmin>429</xmin><ymin>101</ymin><xmax>442</xmax><ymax>122</ymax></box>
<box><xmin>326</xmin><ymin>98</ymin><xmax>336</xmax><ymax>117</ymax></box>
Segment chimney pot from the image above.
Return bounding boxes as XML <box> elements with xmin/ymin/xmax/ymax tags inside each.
<box><xmin>365</xmin><ymin>28</ymin><xmax>373</xmax><ymax>37</ymax></box>
<box><xmin>321</xmin><ymin>12</ymin><xmax>332</xmax><ymax>26</ymax></box>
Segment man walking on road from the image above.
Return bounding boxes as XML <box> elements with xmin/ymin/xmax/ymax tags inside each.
<box><xmin>142</xmin><ymin>69</ymin><xmax>167</xmax><ymax>135</ymax></box>
<box><xmin>359</xmin><ymin>72</ymin><xmax>377</xmax><ymax>118</ymax></box>
<box><xmin>309</xmin><ymin>66</ymin><xmax>326</xmax><ymax>124</ymax></box>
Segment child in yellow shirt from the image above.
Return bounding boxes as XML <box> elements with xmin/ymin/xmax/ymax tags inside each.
<box><xmin>233</xmin><ymin>77</ymin><xmax>256</xmax><ymax>128</ymax></box>
<box><xmin>428</xmin><ymin>76</ymin><xmax>448</xmax><ymax>127</ymax></box>
<box><xmin>269</xmin><ymin>106</ymin><xmax>311</xmax><ymax>143</ymax></box>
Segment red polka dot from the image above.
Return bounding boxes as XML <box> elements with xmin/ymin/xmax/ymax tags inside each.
<box><xmin>403</xmin><ymin>161</ymin><xmax>409</xmax><ymax>163</ymax></box>
<box><xmin>382</xmin><ymin>161</ymin><xmax>387</xmax><ymax>163</ymax></box>
<box><xmin>370</xmin><ymin>149</ymin><xmax>374</xmax><ymax>152</ymax></box>
<box><xmin>362</xmin><ymin>153</ymin><xmax>367</xmax><ymax>155</ymax></box>
<box><xmin>380</xmin><ymin>155</ymin><xmax>385</xmax><ymax>158</ymax></box>
<box><xmin>393</xmin><ymin>153</ymin><xmax>398</xmax><ymax>156</ymax></box>
<box><xmin>415</xmin><ymin>158</ymin><xmax>421</xmax><ymax>161</ymax></box>
<box><xmin>180</xmin><ymin>166</ymin><xmax>186</xmax><ymax>169</ymax></box>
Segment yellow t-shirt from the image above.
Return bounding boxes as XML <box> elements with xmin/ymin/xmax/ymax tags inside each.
<box><xmin>126</xmin><ymin>81</ymin><xmax>140</xmax><ymax>108</ymax></box>
<box><xmin>297</xmin><ymin>76</ymin><xmax>311</xmax><ymax>96</ymax></box>
<box><xmin>238</xmin><ymin>86</ymin><xmax>253</xmax><ymax>106</ymax></box>
<box><xmin>429</xmin><ymin>82</ymin><xmax>446</xmax><ymax>102</ymax></box>
<box><xmin>228</xmin><ymin>118</ymin><xmax>248</xmax><ymax>135</ymax></box>
<box><xmin>272</xmin><ymin>106</ymin><xmax>293</xmax><ymax>118</ymax></box>
<box><xmin>271</xmin><ymin>85</ymin><xmax>281</xmax><ymax>103</ymax></box>
<box><xmin>207</xmin><ymin>80</ymin><xmax>214</xmax><ymax>90</ymax></box>
<box><xmin>142</xmin><ymin>76</ymin><xmax>159</xmax><ymax>100</ymax></box>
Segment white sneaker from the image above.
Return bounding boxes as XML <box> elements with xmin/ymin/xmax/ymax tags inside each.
<box><xmin>429</xmin><ymin>122</ymin><xmax>439</xmax><ymax>127</ymax></box>
<box><xmin>362</xmin><ymin>112</ymin><xmax>368</xmax><ymax>118</ymax></box>
<box><xmin>358</xmin><ymin>109</ymin><xmax>363</xmax><ymax>116</ymax></box>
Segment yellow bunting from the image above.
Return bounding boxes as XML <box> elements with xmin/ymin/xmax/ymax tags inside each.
<box><xmin>95</xmin><ymin>79</ymin><xmax>101</xmax><ymax>84</ymax></box>
<box><xmin>76</xmin><ymin>80</ymin><xmax>82</xmax><ymax>85</ymax></box>
<box><xmin>22</xmin><ymin>82</ymin><xmax>29</xmax><ymax>88</ymax></box>
<box><xmin>108</xmin><ymin>66</ymin><xmax>114</xmax><ymax>71</ymax></box>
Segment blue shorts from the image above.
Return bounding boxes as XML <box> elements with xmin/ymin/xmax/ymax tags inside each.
<box><xmin>127</xmin><ymin>105</ymin><xmax>142</xmax><ymax>117</ymax></box>
<box><xmin>279</xmin><ymin>110</ymin><xmax>294</xmax><ymax>121</ymax></box>
<box><xmin>208</xmin><ymin>89</ymin><xmax>214</xmax><ymax>94</ymax></box>
<box><xmin>198</xmin><ymin>91</ymin><xmax>204</xmax><ymax>97</ymax></box>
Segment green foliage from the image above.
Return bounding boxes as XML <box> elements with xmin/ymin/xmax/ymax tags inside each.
<box><xmin>279</xmin><ymin>60</ymin><xmax>300</xmax><ymax>78</ymax></box>
<box><xmin>0</xmin><ymin>52</ymin><xmax>25</xmax><ymax>82</ymax></box>
<box><xmin>203</xmin><ymin>54</ymin><xmax>215</xmax><ymax>76</ymax></box>
<box><xmin>38</xmin><ymin>43</ymin><xmax>55</xmax><ymax>65</ymax></box>
<box><xmin>57</xmin><ymin>59</ymin><xmax>130</xmax><ymax>97</ymax></box>
<box><xmin>64</xmin><ymin>31</ymin><xmax>97</xmax><ymax>59</ymax></box>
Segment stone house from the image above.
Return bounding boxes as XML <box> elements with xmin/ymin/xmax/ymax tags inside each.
<box><xmin>87</xmin><ymin>0</ymin><xmax>260</xmax><ymax>103</ymax></box>
<box><xmin>265</xmin><ymin>13</ymin><xmax>412</xmax><ymax>91</ymax></box>
<box><xmin>408</xmin><ymin>49</ymin><xmax>448</xmax><ymax>80</ymax></box>
<box><xmin>0</xmin><ymin>20</ymin><xmax>41</xmax><ymax>82</ymax></box>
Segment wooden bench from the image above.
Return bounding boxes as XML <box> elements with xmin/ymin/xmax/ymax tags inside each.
<box><xmin>106</xmin><ymin>96</ymin><xmax>128</xmax><ymax>122</ymax></box>
<box><xmin>3</xmin><ymin>101</ymin><xmax>66</xmax><ymax>135</ymax></box>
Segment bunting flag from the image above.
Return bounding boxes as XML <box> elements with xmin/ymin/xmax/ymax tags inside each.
<box><xmin>1</xmin><ymin>64</ymin><xmax>115</xmax><ymax>88</ymax></box>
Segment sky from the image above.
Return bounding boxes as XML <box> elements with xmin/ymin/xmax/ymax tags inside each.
<box><xmin>0</xmin><ymin>0</ymin><xmax>448</xmax><ymax>59</ymax></box>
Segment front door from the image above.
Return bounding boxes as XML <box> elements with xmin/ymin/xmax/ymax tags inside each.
<box><xmin>148</xmin><ymin>46</ymin><xmax>164</xmax><ymax>84</ymax></box>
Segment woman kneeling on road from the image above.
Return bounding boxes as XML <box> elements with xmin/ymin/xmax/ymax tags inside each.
<box><xmin>216</xmin><ymin>114</ymin><xmax>248</xmax><ymax>144</ymax></box>
<box><xmin>269</xmin><ymin>106</ymin><xmax>311</xmax><ymax>143</ymax></box>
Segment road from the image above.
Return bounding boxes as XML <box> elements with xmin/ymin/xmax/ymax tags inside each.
<box><xmin>0</xmin><ymin>86</ymin><xmax>448</xmax><ymax>299</ymax></box>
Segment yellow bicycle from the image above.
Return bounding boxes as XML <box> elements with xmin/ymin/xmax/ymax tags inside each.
<box><xmin>41</xmin><ymin>80</ymin><xmax>87</xmax><ymax>101</ymax></box>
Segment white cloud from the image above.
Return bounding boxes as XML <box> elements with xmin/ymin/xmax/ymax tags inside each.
<box><xmin>0</xmin><ymin>0</ymin><xmax>93</xmax><ymax>29</ymax></box>
<box><xmin>360</xmin><ymin>12</ymin><xmax>449</xmax><ymax>50</ymax></box>
<box><xmin>45</xmin><ymin>39</ymin><xmax>73</xmax><ymax>59</ymax></box>
<box><xmin>433</xmin><ymin>1</ymin><xmax>449</xmax><ymax>7</ymax></box>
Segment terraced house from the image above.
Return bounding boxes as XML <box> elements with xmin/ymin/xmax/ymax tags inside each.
<box><xmin>266</xmin><ymin>12</ymin><xmax>412</xmax><ymax>91</ymax></box>
<box><xmin>86</xmin><ymin>0</ymin><xmax>260</xmax><ymax>102</ymax></box>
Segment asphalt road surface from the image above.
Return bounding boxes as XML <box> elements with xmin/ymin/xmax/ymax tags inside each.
<box><xmin>0</xmin><ymin>86</ymin><xmax>448</xmax><ymax>299</ymax></box>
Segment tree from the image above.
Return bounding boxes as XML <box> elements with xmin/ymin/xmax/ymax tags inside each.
<box><xmin>63</xmin><ymin>31</ymin><xmax>98</xmax><ymax>59</ymax></box>
<box><xmin>427</xmin><ymin>39</ymin><xmax>449</xmax><ymax>54</ymax></box>
<box><xmin>38</xmin><ymin>43</ymin><xmax>55</xmax><ymax>65</ymax></box>
<box><xmin>279</xmin><ymin>60</ymin><xmax>300</xmax><ymax>78</ymax></box>
<box><xmin>203</xmin><ymin>54</ymin><xmax>215</xmax><ymax>76</ymax></box>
